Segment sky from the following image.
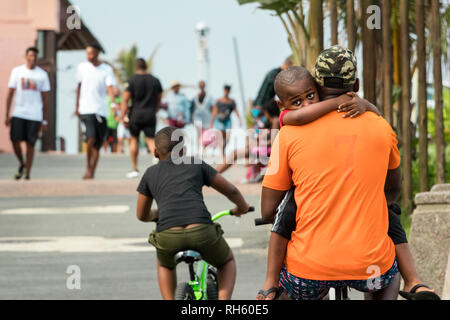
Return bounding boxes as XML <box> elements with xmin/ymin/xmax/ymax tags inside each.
<box><xmin>57</xmin><ymin>0</ymin><xmax>293</xmax><ymax>153</ymax></box>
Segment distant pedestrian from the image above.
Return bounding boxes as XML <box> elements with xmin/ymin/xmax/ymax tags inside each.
<box><xmin>120</xmin><ymin>58</ymin><xmax>163</xmax><ymax>178</ymax></box>
<box><xmin>210</xmin><ymin>84</ymin><xmax>242</xmax><ymax>159</ymax></box>
<box><xmin>104</xmin><ymin>86</ymin><xmax>121</xmax><ymax>153</ymax></box>
<box><xmin>5</xmin><ymin>47</ymin><xmax>51</xmax><ymax>180</ymax></box>
<box><xmin>75</xmin><ymin>44</ymin><xmax>117</xmax><ymax>179</ymax></box>
<box><xmin>166</xmin><ymin>81</ymin><xmax>190</xmax><ymax>129</ymax></box>
<box><xmin>191</xmin><ymin>80</ymin><xmax>214</xmax><ymax>154</ymax></box>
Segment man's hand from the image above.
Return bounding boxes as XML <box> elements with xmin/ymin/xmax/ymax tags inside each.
<box><xmin>5</xmin><ymin>116</ymin><xmax>11</xmax><ymax>127</ymax></box>
<box><xmin>337</xmin><ymin>92</ymin><xmax>369</xmax><ymax>118</ymax></box>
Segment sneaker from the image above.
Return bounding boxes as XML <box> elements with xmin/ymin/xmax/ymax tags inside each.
<box><xmin>126</xmin><ymin>170</ymin><xmax>140</xmax><ymax>178</ymax></box>
<box><xmin>14</xmin><ymin>165</ymin><xmax>25</xmax><ymax>180</ymax></box>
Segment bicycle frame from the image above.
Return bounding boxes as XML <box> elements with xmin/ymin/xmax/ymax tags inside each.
<box><xmin>187</xmin><ymin>209</ymin><xmax>232</xmax><ymax>300</ymax></box>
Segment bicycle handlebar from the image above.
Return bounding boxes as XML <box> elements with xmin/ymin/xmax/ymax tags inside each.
<box><xmin>254</xmin><ymin>218</ymin><xmax>270</xmax><ymax>226</ymax></box>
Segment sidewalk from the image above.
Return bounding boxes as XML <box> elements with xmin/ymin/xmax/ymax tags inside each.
<box><xmin>0</xmin><ymin>153</ymin><xmax>261</xmax><ymax>198</ymax></box>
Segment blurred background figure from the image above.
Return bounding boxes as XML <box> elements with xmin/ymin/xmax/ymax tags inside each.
<box><xmin>166</xmin><ymin>81</ymin><xmax>191</xmax><ymax>129</ymax></box>
<box><xmin>121</xmin><ymin>58</ymin><xmax>163</xmax><ymax>178</ymax></box>
<box><xmin>103</xmin><ymin>86</ymin><xmax>121</xmax><ymax>153</ymax></box>
<box><xmin>75</xmin><ymin>44</ymin><xmax>117</xmax><ymax>180</ymax></box>
<box><xmin>210</xmin><ymin>84</ymin><xmax>242</xmax><ymax>160</ymax></box>
<box><xmin>191</xmin><ymin>80</ymin><xmax>214</xmax><ymax>155</ymax></box>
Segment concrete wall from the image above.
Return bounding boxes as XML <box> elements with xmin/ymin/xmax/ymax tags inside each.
<box><xmin>0</xmin><ymin>0</ymin><xmax>59</xmax><ymax>153</ymax></box>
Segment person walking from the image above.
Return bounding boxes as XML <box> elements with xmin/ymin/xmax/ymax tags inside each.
<box><xmin>5</xmin><ymin>47</ymin><xmax>51</xmax><ymax>180</ymax></box>
<box><xmin>210</xmin><ymin>84</ymin><xmax>242</xmax><ymax>159</ymax></box>
<box><xmin>75</xmin><ymin>44</ymin><xmax>117</xmax><ymax>179</ymax></box>
<box><xmin>191</xmin><ymin>80</ymin><xmax>214</xmax><ymax>154</ymax></box>
<box><xmin>120</xmin><ymin>58</ymin><xmax>163</xmax><ymax>178</ymax></box>
<box><xmin>166</xmin><ymin>81</ymin><xmax>190</xmax><ymax>129</ymax></box>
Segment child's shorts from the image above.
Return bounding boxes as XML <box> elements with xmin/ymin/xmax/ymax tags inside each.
<box><xmin>279</xmin><ymin>259</ymin><xmax>399</xmax><ymax>300</ymax></box>
<box><xmin>148</xmin><ymin>223</ymin><xmax>231</xmax><ymax>270</ymax></box>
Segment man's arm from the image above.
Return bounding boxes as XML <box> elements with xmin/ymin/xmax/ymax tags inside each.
<box><xmin>75</xmin><ymin>83</ymin><xmax>81</xmax><ymax>117</ymax></box>
<box><xmin>385</xmin><ymin>167</ymin><xmax>402</xmax><ymax>205</ymax></box>
<box><xmin>107</xmin><ymin>86</ymin><xmax>116</xmax><ymax>107</ymax></box>
<box><xmin>282</xmin><ymin>94</ymin><xmax>352</xmax><ymax>126</ymax></box>
<box><xmin>261</xmin><ymin>187</ymin><xmax>289</xmax><ymax>223</ymax></box>
<box><xmin>136</xmin><ymin>193</ymin><xmax>159</xmax><ymax>222</ymax></box>
<box><xmin>120</xmin><ymin>90</ymin><xmax>131</xmax><ymax>121</ymax></box>
<box><xmin>209</xmin><ymin>173</ymin><xmax>250</xmax><ymax>216</ymax></box>
<box><xmin>40</xmin><ymin>91</ymin><xmax>48</xmax><ymax>131</ymax></box>
<box><xmin>5</xmin><ymin>88</ymin><xmax>15</xmax><ymax>126</ymax></box>
<box><xmin>209</xmin><ymin>104</ymin><xmax>218</xmax><ymax>128</ymax></box>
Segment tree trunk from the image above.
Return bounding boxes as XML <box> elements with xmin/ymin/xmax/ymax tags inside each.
<box><xmin>400</xmin><ymin>0</ymin><xmax>412</xmax><ymax>214</ymax></box>
<box><xmin>431</xmin><ymin>0</ymin><xmax>446</xmax><ymax>184</ymax></box>
<box><xmin>361</xmin><ymin>0</ymin><xmax>377</xmax><ymax>104</ymax></box>
<box><xmin>308</xmin><ymin>0</ymin><xmax>324</xmax><ymax>71</ymax></box>
<box><xmin>392</xmin><ymin>0</ymin><xmax>402</xmax><ymax>141</ymax></box>
<box><xmin>346</xmin><ymin>0</ymin><xmax>356</xmax><ymax>52</ymax></box>
<box><xmin>416</xmin><ymin>0</ymin><xmax>429</xmax><ymax>192</ymax></box>
<box><xmin>329</xmin><ymin>0</ymin><xmax>338</xmax><ymax>45</ymax></box>
<box><xmin>382</xmin><ymin>0</ymin><xmax>393</xmax><ymax>124</ymax></box>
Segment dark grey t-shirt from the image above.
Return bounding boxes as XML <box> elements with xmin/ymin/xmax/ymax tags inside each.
<box><xmin>137</xmin><ymin>157</ymin><xmax>218</xmax><ymax>232</ymax></box>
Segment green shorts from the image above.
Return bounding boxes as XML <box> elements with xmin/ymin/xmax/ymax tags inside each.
<box><xmin>148</xmin><ymin>223</ymin><xmax>231</xmax><ymax>270</ymax></box>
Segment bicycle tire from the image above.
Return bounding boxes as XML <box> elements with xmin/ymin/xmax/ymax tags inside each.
<box><xmin>206</xmin><ymin>279</ymin><xmax>219</xmax><ymax>300</ymax></box>
<box><xmin>175</xmin><ymin>282</ymin><xmax>196</xmax><ymax>300</ymax></box>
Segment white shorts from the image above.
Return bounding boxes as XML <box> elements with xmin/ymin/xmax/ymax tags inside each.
<box><xmin>117</xmin><ymin>123</ymin><xmax>130</xmax><ymax>139</ymax></box>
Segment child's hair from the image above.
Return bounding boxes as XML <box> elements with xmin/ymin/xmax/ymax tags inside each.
<box><xmin>274</xmin><ymin>66</ymin><xmax>314</xmax><ymax>101</ymax></box>
<box><xmin>155</xmin><ymin>126</ymin><xmax>184</xmax><ymax>155</ymax></box>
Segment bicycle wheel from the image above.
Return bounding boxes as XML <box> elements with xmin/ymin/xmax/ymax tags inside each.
<box><xmin>206</xmin><ymin>279</ymin><xmax>219</xmax><ymax>300</ymax></box>
<box><xmin>175</xmin><ymin>282</ymin><xmax>196</xmax><ymax>300</ymax></box>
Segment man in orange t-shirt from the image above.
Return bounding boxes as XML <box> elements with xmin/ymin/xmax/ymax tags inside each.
<box><xmin>261</xmin><ymin>46</ymin><xmax>401</xmax><ymax>300</ymax></box>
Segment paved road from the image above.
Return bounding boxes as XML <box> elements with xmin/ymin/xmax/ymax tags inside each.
<box><xmin>0</xmin><ymin>153</ymin><xmax>363</xmax><ymax>300</ymax></box>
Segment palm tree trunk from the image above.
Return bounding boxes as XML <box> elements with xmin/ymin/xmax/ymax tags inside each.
<box><xmin>308</xmin><ymin>0</ymin><xmax>324</xmax><ymax>71</ymax></box>
<box><xmin>329</xmin><ymin>0</ymin><xmax>338</xmax><ymax>45</ymax></box>
<box><xmin>431</xmin><ymin>0</ymin><xmax>446</xmax><ymax>184</ymax></box>
<box><xmin>361</xmin><ymin>0</ymin><xmax>377</xmax><ymax>104</ymax></box>
<box><xmin>346</xmin><ymin>0</ymin><xmax>356</xmax><ymax>52</ymax></box>
<box><xmin>382</xmin><ymin>0</ymin><xmax>393</xmax><ymax>124</ymax></box>
<box><xmin>400</xmin><ymin>0</ymin><xmax>412</xmax><ymax>214</ymax></box>
<box><xmin>416</xmin><ymin>0</ymin><xmax>429</xmax><ymax>192</ymax></box>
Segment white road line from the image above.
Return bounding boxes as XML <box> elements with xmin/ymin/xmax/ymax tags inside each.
<box><xmin>0</xmin><ymin>237</ymin><xmax>243</xmax><ymax>253</ymax></box>
<box><xmin>0</xmin><ymin>205</ymin><xmax>130</xmax><ymax>215</ymax></box>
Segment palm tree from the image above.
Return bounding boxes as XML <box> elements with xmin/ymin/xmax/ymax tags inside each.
<box><xmin>416</xmin><ymin>0</ymin><xmax>429</xmax><ymax>192</ymax></box>
<box><xmin>431</xmin><ymin>0</ymin><xmax>446</xmax><ymax>184</ymax></box>
<box><xmin>381</xmin><ymin>0</ymin><xmax>393</xmax><ymax>124</ymax></box>
<box><xmin>346</xmin><ymin>0</ymin><xmax>356</xmax><ymax>52</ymax></box>
<box><xmin>361</xmin><ymin>0</ymin><xmax>377</xmax><ymax>104</ymax></box>
<box><xmin>400</xmin><ymin>0</ymin><xmax>412</xmax><ymax>214</ymax></box>
<box><xmin>308</xmin><ymin>0</ymin><xmax>324</xmax><ymax>69</ymax></box>
<box><xmin>329</xmin><ymin>0</ymin><xmax>338</xmax><ymax>45</ymax></box>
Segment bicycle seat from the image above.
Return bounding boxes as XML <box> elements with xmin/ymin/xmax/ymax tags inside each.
<box><xmin>174</xmin><ymin>250</ymin><xmax>202</xmax><ymax>265</ymax></box>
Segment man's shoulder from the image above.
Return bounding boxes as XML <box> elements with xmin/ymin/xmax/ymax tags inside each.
<box><xmin>12</xmin><ymin>64</ymin><xmax>26</xmax><ymax>72</ymax></box>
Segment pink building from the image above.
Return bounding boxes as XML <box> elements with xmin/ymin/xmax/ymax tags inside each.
<box><xmin>0</xmin><ymin>0</ymin><xmax>101</xmax><ymax>153</ymax></box>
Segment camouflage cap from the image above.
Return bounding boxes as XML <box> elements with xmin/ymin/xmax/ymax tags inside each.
<box><xmin>313</xmin><ymin>45</ymin><xmax>357</xmax><ymax>89</ymax></box>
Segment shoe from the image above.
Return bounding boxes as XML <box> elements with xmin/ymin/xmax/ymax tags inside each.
<box><xmin>126</xmin><ymin>170</ymin><xmax>140</xmax><ymax>178</ymax></box>
<box><xmin>14</xmin><ymin>165</ymin><xmax>25</xmax><ymax>180</ymax></box>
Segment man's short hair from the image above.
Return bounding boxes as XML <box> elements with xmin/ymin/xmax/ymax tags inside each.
<box><xmin>155</xmin><ymin>126</ymin><xmax>184</xmax><ymax>155</ymax></box>
<box><xmin>26</xmin><ymin>47</ymin><xmax>39</xmax><ymax>55</ymax></box>
<box><xmin>86</xmin><ymin>43</ymin><xmax>102</xmax><ymax>52</ymax></box>
<box><xmin>274</xmin><ymin>66</ymin><xmax>314</xmax><ymax>99</ymax></box>
<box><xmin>135</xmin><ymin>58</ymin><xmax>147</xmax><ymax>71</ymax></box>
<box><xmin>313</xmin><ymin>45</ymin><xmax>357</xmax><ymax>89</ymax></box>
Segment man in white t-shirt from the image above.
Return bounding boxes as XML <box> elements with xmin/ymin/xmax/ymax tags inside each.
<box><xmin>5</xmin><ymin>47</ymin><xmax>51</xmax><ymax>180</ymax></box>
<box><xmin>75</xmin><ymin>44</ymin><xmax>117</xmax><ymax>180</ymax></box>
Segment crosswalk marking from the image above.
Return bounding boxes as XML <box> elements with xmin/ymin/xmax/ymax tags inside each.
<box><xmin>0</xmin><ymin>205</ymin><xmax>130</xmax><ymax>215</ymax></box>
<box><xmin>0</xmin><ymin>237</ymin><xmax>243</xmax><ymax>253</ymax></box>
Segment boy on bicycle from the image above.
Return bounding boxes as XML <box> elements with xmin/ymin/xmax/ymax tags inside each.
<box><xmin>136</xmin><ymin>126</ymin><xmax>251</xmax><ymax>300</ymax></box>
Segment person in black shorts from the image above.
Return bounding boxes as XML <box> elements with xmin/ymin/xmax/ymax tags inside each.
<box><xmin>75</xmin><ymin>44</ymin><xmax>117</xmax><ymax>179</ymax></box>
<box><xmin>121</xmin><ymin>58</ymin><xmax>163</xmax><ymax>178</ymax></box>
<box><xmin>5</xmin><ymin>47</ymin><xmax>51</xmax><ymax>180</ymax></box>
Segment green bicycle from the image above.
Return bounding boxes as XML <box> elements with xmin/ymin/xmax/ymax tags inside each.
<box><xmin>174</xmin><ymin>207</ymin><xmax>254</xmax><ymax>300</ymax></box>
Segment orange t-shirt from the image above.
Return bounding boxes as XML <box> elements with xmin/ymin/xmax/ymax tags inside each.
<box><xmin>262</xmin><ymin>111</ymin><xmax>399</xmax><ymax>280</ymax></box>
